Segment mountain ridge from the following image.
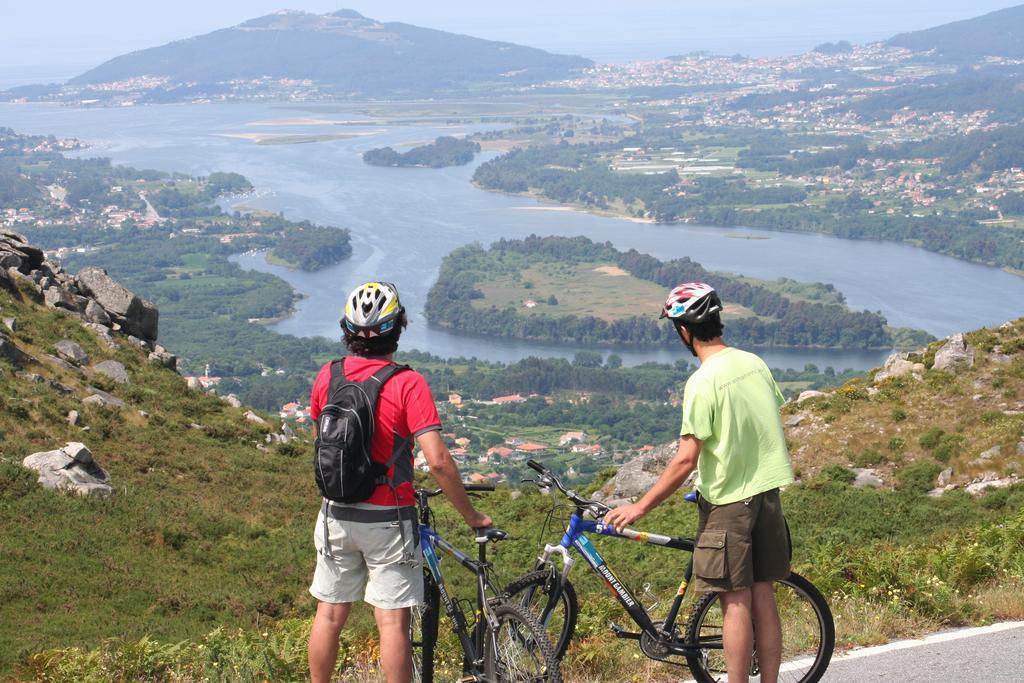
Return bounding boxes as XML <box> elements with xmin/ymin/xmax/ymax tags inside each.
<box><xmin>887</xmin><ymin>4</ymin><xmax>1024</xmax><ymax>59</ymax></box>
<box><xmin>67</xmin><ymin>7</ymin><xmax>592</xmax><ymax>97</ymax></box>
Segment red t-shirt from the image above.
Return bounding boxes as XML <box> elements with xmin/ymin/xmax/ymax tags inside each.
<box><xmin>310</xmin><ymin>357</ymin><xmax>441</xmax><ymax>506</ymax></box>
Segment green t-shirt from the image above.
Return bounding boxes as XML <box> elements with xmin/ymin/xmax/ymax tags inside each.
<box><xmin>680</xmin><ymin>347</ymin><xmax>794</xmax><ymax>505</ymax></box>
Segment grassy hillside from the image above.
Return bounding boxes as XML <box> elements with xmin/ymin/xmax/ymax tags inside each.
<box><xmin>3</xmin><ymin>260</ymin><xmax>1022</xmax><ymax>681</ymax></box>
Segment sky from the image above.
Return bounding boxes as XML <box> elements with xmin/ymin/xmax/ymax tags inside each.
<box><xmin>0</xmin><ymin>1</ymin><xmax>1018</xmax><ymax>83</ymax></box>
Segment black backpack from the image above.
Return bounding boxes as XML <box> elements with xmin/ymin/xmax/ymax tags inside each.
<box><xmin>314</xmin><ymin>359</ymin><xmax>410</xmax><ymax>503</ymax></box>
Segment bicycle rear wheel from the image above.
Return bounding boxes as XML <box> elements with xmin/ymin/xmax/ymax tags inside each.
<box><xmin>683</xmin><ymin>572</ymin><xmax>834</xmax><ymax>683</ymax></box>
<box><xmin>503</xmin><ymin>570</ymin><xmax>578</xmax><ymax>660</ymax></box>
<box><xmin>411</xmin><ymin>571</ymin><xmax>440</xmax><ymax>683</ymax></box>
<box><xmin>484</xmin><ymin>601</ymin><xmax>563</xmax><ymax>682</ymax></box>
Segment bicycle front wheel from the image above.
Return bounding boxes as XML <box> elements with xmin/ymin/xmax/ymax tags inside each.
<box><xmin>503</xmin><ymin>570</ymin><xmax>578</xmax><ymax>660</ymax></box>
<box><xmin>483</xmin><ymin>601</ymin><xmax>563</xmax><ymax>683</ymax></box>
<box><xmin>410</xmin><ymin>571</ymin><xmax>440</xmax><ymax>683</ymax></box>
<box><xmin>683</xmin><ymin>572</ymin><xmax>834</xmax><ymax>683</ymax></box>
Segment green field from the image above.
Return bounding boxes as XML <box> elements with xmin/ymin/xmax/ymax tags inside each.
<box><xmin>472</xmin><ymin>260</ymin><xmax>756</xmax><ymax>322</ymax></box>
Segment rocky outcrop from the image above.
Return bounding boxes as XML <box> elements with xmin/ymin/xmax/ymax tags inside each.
<box><xmin>933</xmin><ymin>333</ymin><xmax>975</xmax><ymax>372</ymax></box>
<box><xmin>22</xmin><ymin>442</ymin><xmax>112</xmax><ymax>497</ymax></box>
<box><xmin>55</xmin><ymin>339</ymin><xmax>89</xmax><ymax>366</ymax></box>
<box><xmin>874</xmin><ymin>352</ymin><xmax>925</xmax><ymax>383</ymax></box>
<box><xmin>94</xmin><ymin>359</ymin><xmax>129</xmax><ymax>384</ymax></box>
<box><xmin>593</xmin><ymin>442</ymin><xmax>691</xmax><ymax>506</ymax></box>
<box><xmin>75</xmin><ymin>267</ymin><xmax>158</xmax><ymax>343</ymax></box>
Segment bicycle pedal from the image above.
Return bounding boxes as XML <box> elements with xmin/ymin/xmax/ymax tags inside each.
<box><xmin>610</xmin><ymin>622</ymin><xmax>642</xmax><ymax>640</ymax></box>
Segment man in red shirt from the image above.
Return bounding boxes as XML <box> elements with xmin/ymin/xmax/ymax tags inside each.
<box><xmin>307</xmin><ymin>281</ymin><xmax>491</xmax><ymax>683</ymax></box>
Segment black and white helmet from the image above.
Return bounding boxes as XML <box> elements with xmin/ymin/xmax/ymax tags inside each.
<box><xmin>342</xmin><ymin>281</ymin><xmax>404</xmax><ymax>337</ymax></box>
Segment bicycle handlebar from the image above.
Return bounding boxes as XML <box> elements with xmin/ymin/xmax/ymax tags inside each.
<box><xmin>418</xmin><ymin>483</ymin><xmax>496</xmax><ymax>498</ymax></box>
<box><xmin>524</xmin><ymin>459</ymin><xmax>609</xmax><ymax>515</ymax></box>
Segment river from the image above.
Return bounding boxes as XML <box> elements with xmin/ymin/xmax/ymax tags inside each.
<box><xmin>3</xmin><ymin>101</ymin><xmax>1023</xmax><ymax>370</ymax></box>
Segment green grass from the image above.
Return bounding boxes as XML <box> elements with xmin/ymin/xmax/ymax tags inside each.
<box><xmin>472</xmin><ymin>260</ymin><xmax>755</xmax><ymax>322</ymax></box>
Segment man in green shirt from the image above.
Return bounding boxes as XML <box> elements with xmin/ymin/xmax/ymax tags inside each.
<box><xmin>604</xmin><ymin>282</ymin><xmax>794</xmax><ymax>683</ymax></box>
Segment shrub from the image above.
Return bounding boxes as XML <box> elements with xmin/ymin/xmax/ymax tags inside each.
<box><xmin>918</xmin><ymin>427</ymin><xmax>945</xmax><ymax>450</ymax></box>
<box><xmin>896</xmin><ymin>462</ymin><xmax>942</xmax><ymax>494</ymax></box>
<box><xmin>820</xmin><ymin>464</ymin><xmax>856</xmax><ymax>485</ymax></box>
<box><xmin>852</xmin><ymin>449</ymin><xmax>886</xmax><ymax>467</ymax></box>
<box><xmin>890</xmin><ymin>407</ymin><xmax>907</xmax><ymax>421</ymax></box>
<box><xmin>888</xmin><ymin>437</ymin><xmax>906</xmax><ymax>452</ymax></box>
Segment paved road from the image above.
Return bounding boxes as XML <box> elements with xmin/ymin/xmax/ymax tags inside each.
<box><xmin>821</xmin><ymin>621</ymin><xmax>1024</xmax><ymax>682</ymax></box>
<box><xmin>680</xmin><ymin>621</ymin><xmax>1024</xmax><ymax>682</ymax></box>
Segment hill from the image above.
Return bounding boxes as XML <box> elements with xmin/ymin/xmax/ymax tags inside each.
<box><xmin>67</xmin><ymin>9</ymin><xmax>591</xmax><ymax>98</ymax></box>
<box><xmin>888</xmin><ymin>4</ymin><xmax>1024</xmax><ymax>60</ymax></box>
<box><xmin>1</xmin><ymin>232</ymin><xmax>1022</xmax><ymax>679</ymax></box>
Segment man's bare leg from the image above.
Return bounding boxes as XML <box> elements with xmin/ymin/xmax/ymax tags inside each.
<box><xmin>750</xmin><ymin>581</ymin><xmax>783</xmax><ymax>683</ymax></box>
<box><xmin>309</xmin><ymin>601</ymin><xmax>353</xmax><ymax>683</ymax></box>
<box><xmin>720</xmin><ymin>588</ymin><xmax>754</xmax><ymax>683</ymax></box>
<box><xmin>375</xmin><ymin>606</ymin><xmax>413</xmax><ymax>683</ymax></box>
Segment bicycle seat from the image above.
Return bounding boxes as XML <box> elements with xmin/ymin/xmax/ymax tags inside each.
<box><xmin>683</xmin><ymin>491</ymin><xmax>698</xmax><ymax>504</ymax></box>
<box><xmin>474</xmin><ymin>527</ymin><xmax>508</xmax><ymax>543</ymax></box>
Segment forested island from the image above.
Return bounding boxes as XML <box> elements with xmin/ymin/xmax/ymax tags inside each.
<box><xmin>426</xmin><ymin>235</ymin><xmax>931</xmax><ymax>349</ymax></box>
<box><xmin>268</xmin><ymin>224</ymin><xmax>353</xmax><ymax>271</ymax></box>
<box><xmin>363</xmin><ymin>136</ymin><xmax>481</xmax><ymax>168</ymax></box>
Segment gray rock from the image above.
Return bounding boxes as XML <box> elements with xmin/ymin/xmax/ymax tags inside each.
<box><xmin>874</xmin><ymin>352</ymin><xmax>921</xmax><ymax>383</ymax></box>
<box><xmin>41</xmin><ymin>353</ymin><xmax>78</xmax><ymax>372</ymax></box>
<box><xmin>965</xmin><ymin>476</ymin><xmax>1018</xmax><ymax>496</ymax></box>
<box><xmin>83</xmin><ymin>299</ymin><xmax>111</xmax><ymax>326</ymax></box>
<box><xmin>126</xmin><ymin>335</ymin><xmax>150</xmax><ymax>350</ymax></box>
<box><xmin>21</xmin><ymin>443</ymin><xmax>112</xmax><ymax>497</ymax></box>
<box><xmin>221</xmin><ymin>394</ymin><xmax>243</xmax><ymax>408</ymax></box>
<box><xmin>1017</xmin><ymin>441</ymin><xmax>1024</xmax><ymax>457</ymax></box>
<box><xmin>83</xmin><ymin>323</ymin><xmax>118</xmax><ymax>349</ymax></box>
<box><xmin>67</xmin><ymin>410</ymin><xmax>79</xmax><ymax>427</ymax></box>
<box><xmin>0</xmin><ymin>332</ymin><xmax>28</xmax><ymax>366</ymax></box>
<box><xmin>853</xmin><ymin>468</ymin><xmax>884</xmax><ymax>488</ymax></box>
<box><xmin>2</xmin><ymin>317</ymin><xmax>15</xmax><ymax>332</ymax></box>
<box><xmin>933</xmin><ymin>333</ymin><xmax>975</xmax><ymax>372</ymax></box>
<box><xmin>63</xmin><ymin>442</ymin><xmax>93</xmax><ymax>464</ymax></box>
<box><xmin>0</xmin><ymin>251</ymin><xmax>23</xmax><ymax>270</ymax></box>
<box><xmin>797</xmin><ymin>390</ymin><xmax>826</xmax><ymax>403</ymax></box>
<box><xmin>990</xmin><ymin>352</ymin><xmax>1013</xmax><ymax>365</ymax></box>
<box><xmin>281</xmin><ymin>422</ymin><xmax>295</xmax><ymax>439</ymax></box>
<box><xmin>43</xmin><ymin>287</ymin><xmax>78</xmax><ymax>311</ymax></box>
<box><xmin>785</xmin><ymin>414</ymin><xmax>806</xmax><ymax>428</ymax></box>
<box><xmin>937</xmin><ymin>467</ymin><xmax>953</xmax><ymax>487</ymax></box>
<box><xmin>94</xmin><ymin>359</ymin><xmax>129</xmax><ymax>384</ymax></box>
<box><xmin>592</xmin><ymin>442</ymin><xmax>691</xmax><ymax>505</ymax></box>
<box><xmin>148</xmin><ymin>349</ymin><xmax>178</xmax><ymax>370</ymax></box>
<box><xmin>75</xmin><ymin>267</ymin><xmax>158</xmax><ymax>342</ymax></box>
<box><xmin>978</xmin><ymin>446</ymin><xmax>1001</xmax><ymax>461</ymax></box>
<box><xmin>83</xmin><ymin>387</ymin><xmax>126</xmax><ymax>409</ymax></box>
<box><xmin>244</xmin><ymin>410</ymin><xmax>267</xmax><ymax>425</ymax></box>
<box><xmin>54</xmin><ymin>339</ymin><xmax>89</xmax><ymax>366</ymax></box>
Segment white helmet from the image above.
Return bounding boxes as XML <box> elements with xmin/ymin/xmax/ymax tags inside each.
<box><xmin>342</xmin><ymin>281</ymin><xmax>404</xmax><ymax>337</ymax></box>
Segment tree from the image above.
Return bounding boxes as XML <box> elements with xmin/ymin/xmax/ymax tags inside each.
<box><xmin>606</xmin><ymin>354</ymin><xmax>622</xmax><ymax>369</ymax></box>
<box><xmin>547</xmin><ymin>294</ymin><xmax>558</xmax><ymax>305</ymax></box>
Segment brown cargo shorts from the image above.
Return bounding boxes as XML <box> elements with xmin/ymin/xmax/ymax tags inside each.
<box><xmin>692</xmin><ymin>488</ymin><xmax>791</xmax><ymax>593</ymax></box>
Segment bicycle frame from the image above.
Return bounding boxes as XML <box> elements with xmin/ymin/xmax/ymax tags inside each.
<box><xmin>535</xmin><ymin>509</ymin><xmax>718</xmax><ymax>655</ymax></box>
<box><xmin>419</xmin><ymin>522</ymin><xmax>498</xmax><ymax>666</ymax></box>
<box><xmin>415</xmin><ymin>486</ymin><xmax>504</xmax><ymax>675</ymax></box>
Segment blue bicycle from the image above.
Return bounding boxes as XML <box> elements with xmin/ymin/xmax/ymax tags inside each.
<box><xmin>410</xmin><ymin>483</ymin><xmax>562</xmax><ymax>683</ymax></box>
<box><xmin>504</xmin><ymin>460</ymin><xmax>834</xmax><ymax>683</ymax></box>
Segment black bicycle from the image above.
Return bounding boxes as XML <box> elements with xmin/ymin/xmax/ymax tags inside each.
<box><xmin>504</xmin><ymin>460</ymin><xmax>834</xmax><ymax>683</ymax></box>
<box><xmin>410</xmin><ymin>483</ymin><xmax>562</xmax><ymax>683</ymax></box>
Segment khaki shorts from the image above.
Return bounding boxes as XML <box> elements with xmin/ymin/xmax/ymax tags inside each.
<box><xmin>692</xmin><ymin>488</ymin><xmax>791</xmax><ymax>593</ymax></box>
<box><xmin>309</xmin><ymin>504</ymin><xmax>424</xmax><ymax>609</ymax></box>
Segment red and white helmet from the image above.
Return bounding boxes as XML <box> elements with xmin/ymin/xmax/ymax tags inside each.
<box><xmin>661</xmin><ymin>282</ymin><xmax>722</xmax><ymax>324</ymax></box>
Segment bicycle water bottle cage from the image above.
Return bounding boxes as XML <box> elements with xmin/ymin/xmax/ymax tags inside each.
<box><xmin>475</xmin><ymin>528</ymin><xmax>508</xmax><ymax>543</ymax></box>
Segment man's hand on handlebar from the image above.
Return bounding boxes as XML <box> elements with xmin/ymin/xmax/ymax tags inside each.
<box><xmin>601</xmin><ymin>502</ymin><xmax>647</xmax><ymax>532</ymax></box>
